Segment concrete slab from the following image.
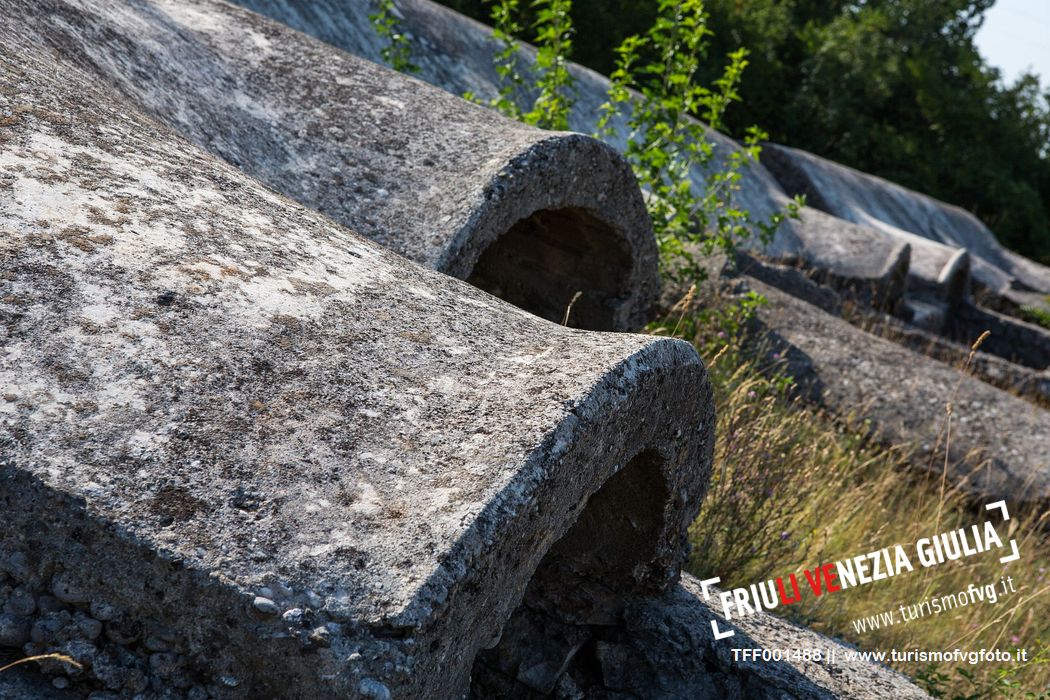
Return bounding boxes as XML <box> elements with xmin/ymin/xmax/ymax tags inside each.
<box><xmin>761</xmin><ymin>142</ymin><xmax>1050</xmax><ymax>302</ymax></box>
<box><xmin>743</xmin><ymin>278</ymin><xmax>1050</xmax><ymax>503</ymax></box>
<box><xmin>0</xmin><ymin>35</ymin><xmax>714</xmax><ymax>697</ymax></box>
<box><xmin>11</xmin><ymin>0</ymin><xmax>658</xmax><ymax>330</ymax></box>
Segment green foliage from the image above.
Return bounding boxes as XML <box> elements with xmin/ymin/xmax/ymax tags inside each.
<box><xmin>466</xmin><ymin>0</ymin><xmax>576</xmax><ymax>130</ymax></box>
<box><xmin>459</xmin><ymin>0</ymin><xmax>801</xmax><ymax>282</ymax></box>
<box><xmin>439</xmin><ymin>0</ymin><xmax>1050</xmax><ymax>265</ymax></box>
<box><xmin>368</xmin><ymin>0</ymin><xmax>419</xmax><ymax>73</ymax></box>
<box><xmin>693</xmin><ymin>0</ymin><xmax>1050</xmax><ymax>265</ymax></box>
<box><xmin>526</xmin><ymin>0</ymin><xmax>575</xmax><ymax>130</ymax></box>
<box><xmin>472</xmin><ymin>0</ymin><xmax>526</xmax><ymax>120</ymax></box>
<box><xmin>597</xmin><ymin>0</ymin><xmax>798</xmax><ymax>282</ymax></box>
<box><xmin>1019</xmin><ymin>304</ymin><xmax>1050</xmax><ymax>331</ymax></box>
<box><xmin>916</xmin><ymin>643</ymin><xmax>1050</xmax><ymax>699</ymax></box>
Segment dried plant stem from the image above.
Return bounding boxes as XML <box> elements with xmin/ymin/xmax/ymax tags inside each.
<box><xmin>0</xmin><ymin>653</ymin><xmax>82</xmax><ymax>675</ymax></box>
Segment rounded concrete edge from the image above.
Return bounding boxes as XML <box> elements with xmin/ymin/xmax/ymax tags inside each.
<box><xmin>438</xmin><ymin>132</ymin><xmax>661</xmax><ymax>331</ymax></box>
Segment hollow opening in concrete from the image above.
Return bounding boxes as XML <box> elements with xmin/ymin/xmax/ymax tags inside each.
<box><xmin>466</xmin><ymin>207</ymin><xmax>635</xmax><ymax>331</ymax></box>
<box><xmin>470</xmin><ymin>450</ymin><xmax>669</xmax><ymax>696</ymax></box>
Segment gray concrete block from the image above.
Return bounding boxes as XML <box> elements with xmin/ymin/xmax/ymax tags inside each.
<box><xmin>788</xmin><ymin>208</ymin><xmax>911</xmax><ymax>311</ymax></box>
<box><xmin>235</xmin><ymin>0</ymin><xmax>1011</xmax><ymax>330</ymax></box>
<box><xmin>12</xmin><ymin>0</ymin><xmax>658</xmax><ymax>330</ymax></box>
<box><xmin>234</xmin><ymin>0</ymin><xmax>786</xmax><ymax>229</ymax></box>
<box><xmin>0</xmin><ymin>34</ymin><xmax>714</xmax><ymax>697</ymax></box>
<box><xmin>761</xmin><ymin>142</ymin><xmax>1050</xmax><ymax>304</ymax></box>
<box><xmin>743</xmin><ymin>278</ymin><xmax>1050</xmax><ymax>503</ymax></box>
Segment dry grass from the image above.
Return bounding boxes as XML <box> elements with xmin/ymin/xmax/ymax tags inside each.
<box><xmin>0</xmin><ymin>653</ymin><xmax>82</xmax><ymax>676</ymax></box>
<box><xmin>653</xmin><ymin>297</ymin><xmax>1050</xmax><ymax>698</ymax></box>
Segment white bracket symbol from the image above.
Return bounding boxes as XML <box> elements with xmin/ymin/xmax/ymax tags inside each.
<box><xmin>699</xmin><ymin>576</ymin><xmax>736</xmax><ymax>640</ymax></box>
<box><xmin>985</xmin><ymin>500</ymin><xmax>1021</xmax><ymax>563</ymax></box>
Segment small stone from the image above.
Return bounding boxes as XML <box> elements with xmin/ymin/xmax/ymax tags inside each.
<box><xmin>52</xmin><ymin>677</ymin><xmax>71</xmax><ymax>689</ymax></box>
<box><xmin>149</xmin><ymin>652</ymin><xmax>181</xmax><ymax>679</ymax></box>
<box><xmin>37</xmin><ymin>595</ymin><xmax>64</xmax><ymax>614</ymax></box>
<box><xmin>281</xmin><ymin>607</ymin><xmax>304</xmax><ymax>625</ymax></box>
<box><xmin>1</xmin><ymin>552</ymin><xmax>30</xmax><ymax>582</ymax></box>
<box><xmin>91</xmin><ymin>652</ymin><xmax>124</xmax><ymax>690</ymax></box>
<box><xmin>124</xmin><ymin>668</ymin><xmax>149</xmax><ymax>694</ymax></box>
<box><xmin>308</xmin><ymin>626</ymin><xmax>331</xmax><ymax>648</ymax></box>
<box><xmin>64</xmin><ymin>639</ymin><xmax>99</xmax><ymax>671</ymax></box>
<box><xmin>5</xmin><ymin>586</ymin><xmax>36</xmax><ymax>616</ymax></box>
<box><xmin>252</xmin><ymin>596</ymin><xmax>279</xmax><ymax>615</ymax></box>
<box><xmin>187</xmin><ymin>686</ymin><xmax>208</xmax><ymax>700</ymax></box>
<box><xmin>90</xmin><ymin>600</ymin><xmax>118</xmax><ymax>621</ymax></box>
<box><xmin>75</xmin><ymin>613</ymin><xmax>103</xmax><ymax>640</ymax></box>
<box><xmin>51</xmin><ymin>574</ymin><xmax>90</xmax><ymax>604</ymax></box>
<box><xmin>105</xmin><ymin>617</ymin><xmax>141</xmax><ymax>645</ymax></box>
<box><xmin>144</xmin><ymin>634</ymin><xmax>171</xmax><ymax>652</ymax></box>
<box><xmin>30</xmin><ymin>612</ymin><xmax>70</xmax><ymax>645</ymax></box>
<box><xmin>358</xmin><ymin>678</ymin><xmax>392</xmax><ymax>700</ymax></box>
<box><xmin>0</xmin><ymin>613</ymin><xmax>29</xmax><ymax>648</ymax></box>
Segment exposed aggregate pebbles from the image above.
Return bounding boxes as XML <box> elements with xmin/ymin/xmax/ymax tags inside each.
<box><xmin>0</xmin><ymin>555</ymin><xmax>343</xmax><ymax>698</ymax></box>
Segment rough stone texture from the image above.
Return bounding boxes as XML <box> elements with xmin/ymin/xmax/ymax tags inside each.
<box><xmin>0</xmin><ymin>34</ymin><xmax>715</xmax><ymax>698</ymax></box>
<box><xmin>0</xmin><ymin>659</ymin><xmax>78</xmax><ymax>700</ymax></box>
<box><xmin>237</xmin><ymin>0</ymin><xmax>790</xmax><ymax>235</ymax></box>
<box><xmin>761</xmin><ymin>142</ymin><xmax>1050</xmax><ymax>306</ymax></box>
<box><xmin>949</xmin><ymin>303</ymin><xmax>1050</xmax><ymax>370</ymax></box>
<box><xmin>736</xmin><ymin>256</ymin><xmax>1050</xmax><ymax>406</ymax></box>
<box><xmin>10</xmin><ymin>0</ymin><xmax>658</xmax><ymax>331</ymax></box>
<box><xmin>234</xmin><ymin>0</ymin><xmax>931</xmax><ymax>301</ymax></box>
<box><xmin>739</xmin><ymin>277</ymin><xmax>1050</xmax><ymax>503</ymax></box>
<box><xmin>470</xmin><ymin>573</ymin><xmax>928</xmax><ymax>698</ymax></box>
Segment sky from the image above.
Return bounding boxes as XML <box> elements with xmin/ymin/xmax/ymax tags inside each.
<box><xmin>973</xmin><ymin>0</ymin><xmax>1050</xmax><ymax>86</ymax></box>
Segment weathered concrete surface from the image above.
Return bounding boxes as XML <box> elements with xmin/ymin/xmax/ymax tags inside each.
<box><xmin>737</xmin><ymin>278</ymin><xmax>1050</xmax><ymax>503</ymax></box>
<box><xmin>10</xmin><ymin>0</ymin><xmax>658</xmax><ymax>331</ymax></box>
<box><xmin>737</xmin><ymin>255</ymin><xmax>1050</xmax><ymax>406</ymax></box>
<box><xmin>761</xmin><ymin>143</ymin><xmax>1050</xmax><ymax>304</ymax></box>
<box><xmin>0</xmin><ymin>657</ymin><xmax>77</xmax><ymax>700</ymax></box>
<box><xmin>0</xmin><ymin>35</ymin><xmax>715</xmax><ymax>697</ymax></box>
<box><xmin>789</xmin><ymin>208</ymin><xmax>910</xmax><ymax>311</ymax></box>
<box><xmin>471</xmin><ymin>573</ymin><xmax>928</xmax><ymax>698</ymax></box>
<box><xmin>237</xmin><ymin>0</ymin><xmax>788</xmax><ymax>231</ymax></box>
<box><xmin>948</xmin><ymin>303</ymin><xmax>1050</xmax><ymax>370</ymax></box>
<box><xmin>237</xmin><ymin>0</ymin><xmax>1020</xmax><ymax>326</ymax></box>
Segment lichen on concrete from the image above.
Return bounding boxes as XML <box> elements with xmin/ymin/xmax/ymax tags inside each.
<box><xmin>10</xmin><ymin>0</ymin><xmax>658</xmax><ymax>330</ymax></box>
<box><xmin>0</xmin><ymin>33</ymin><xmax>713</xmax><ymax>697</ymax></box>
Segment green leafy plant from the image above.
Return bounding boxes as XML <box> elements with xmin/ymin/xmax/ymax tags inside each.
<box><xmin>369</xmin><ymin>0</ymin><xmax>419</xmax><ymax>73</ymax></box>
<box><xmin>917</xmin><ymin>643</ymin><xmax>1050</xmax><ymax>699</ymax></box>
<box><xmin>597</xmin><ymin>0</ymin><xmax>799</xmax><ymax>282</ymax></box>
<box><xmin>478</xmin><ymin>0</ymin><xmax>799</xmax><ymax>282</ymax></box>
<box><xmin>1019</xmin><ymin>304</ymin><xmax>1050</xmax><ymax>331</ymax></box>
<box><xmin>466</xmin><ymin>0</ymin><xmax>576</xmax><ymax>130</ymax></box>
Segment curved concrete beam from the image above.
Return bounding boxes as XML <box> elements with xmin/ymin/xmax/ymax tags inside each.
<box><xmin>760</xmin><ymin>143</ymin><xmax>1050</xmax><ymax>300</ymax></box>
<box><xmin>743</xmin><ymin>278</ymin><xmax>1050</xmax><ymax>503</ymax></box>
<box><xmin>235</xmin><ymin>0</ymin><xmax>796</xmax><ymax>241</ymax></box>
<box><xmin>230</xmin><ymin>0</ymin><xmax>974</xmax><ymax>318</ymax></box>
<box><xmin>0</xmin><ymin>36</ymin><xmax>712</xmax><ymax>697</ymax></box>
<box><xmin>13</xmin><ymin>0</ymin><xmax>657</xmax><ymax>330</ymax></box>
